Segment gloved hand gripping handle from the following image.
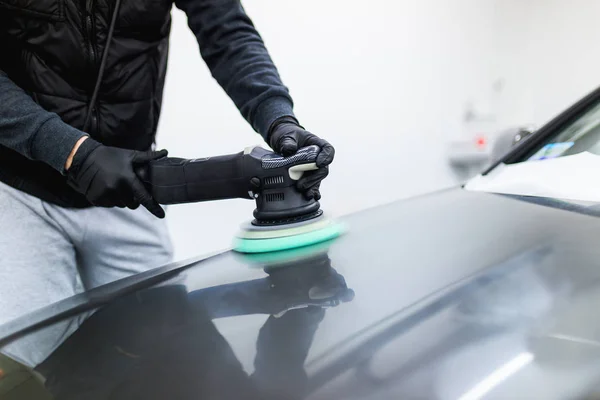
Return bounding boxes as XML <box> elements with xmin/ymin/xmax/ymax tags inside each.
<box><xmin>136</xmin><ymin>146</ymin><xmax>322</xmax><ymax>222</ymax></box>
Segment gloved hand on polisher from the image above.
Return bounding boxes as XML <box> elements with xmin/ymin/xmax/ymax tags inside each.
<box><xmin>268</xmin><ymin>116</ymin><xmax>335</xmax><ymax>200</ymax></box>
<box><xmin>66</xmin><ymin>137</ymin><xmax>168</xmax><ymax>218</ymax></box>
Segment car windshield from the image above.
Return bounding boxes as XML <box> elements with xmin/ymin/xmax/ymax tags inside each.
<box><xmin>465</xmin><ymin>93</ymin><xmax>600</xmax><ymax>204</ymax></box>
<box><xmin>525</xmin><ymin>101</ymin><xmax>600</xmax><ymax>162</ymax></box>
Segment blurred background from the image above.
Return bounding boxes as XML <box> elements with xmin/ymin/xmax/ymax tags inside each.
<box><xmin>155</xmin><ymin>0</ymin><xmax>600</xmax><ymax>260</ymax></box>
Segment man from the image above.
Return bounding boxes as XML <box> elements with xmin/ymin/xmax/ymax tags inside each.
<box><xmin>0</xmin><ymin>0</ymin><xmax>334</xmax><ymax>367</ymax></box>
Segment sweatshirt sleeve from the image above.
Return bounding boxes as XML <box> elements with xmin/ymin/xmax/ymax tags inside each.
<box><xmin>0</xmin><ymin>70</ymin><xmax>88</xmax><ymax>175</ymax></box>
<box><xmin>173</xmin><ymin>0</ymin><xmax>296</xmax><ymax>139</ymax></box>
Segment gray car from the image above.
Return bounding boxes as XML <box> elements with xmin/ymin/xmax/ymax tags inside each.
<box><xmin>3</xmin><ymin>86</ymin><xmax>600</xmax><ymax>399</ymax></box>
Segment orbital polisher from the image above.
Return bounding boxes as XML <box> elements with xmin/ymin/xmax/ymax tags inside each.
<box><xmin>136</xmin><ymin>145</ymin><xmax>345</xmax><ymax>253</ymax></box>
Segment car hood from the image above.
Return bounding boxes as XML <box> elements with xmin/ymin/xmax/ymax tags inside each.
<box><xmin>6</xmin><ymin>188</ymin><xmax>600</xmax><ymax>399</ymax></box>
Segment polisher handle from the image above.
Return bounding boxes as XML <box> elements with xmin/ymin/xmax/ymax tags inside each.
<box><xmin>135</xmin><ymin>145</ymin><xmax>322</xmax><ymax>205</ymax></box>
<box><xmin>135</xmin><ymin>152</ymin><xmax>250</xmax><ymax>204</ymax></box>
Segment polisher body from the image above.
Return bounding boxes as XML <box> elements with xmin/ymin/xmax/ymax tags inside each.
<box><xmin>137</xmin><ymin>145</ymin><xmax>345</xmax><ymax>253</ymax></box>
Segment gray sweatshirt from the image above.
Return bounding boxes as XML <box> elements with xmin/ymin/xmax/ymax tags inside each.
<box><xmin>0</xmin><ymin>70</ymin><xmax>87</xmax><ymax>175</ymax></box>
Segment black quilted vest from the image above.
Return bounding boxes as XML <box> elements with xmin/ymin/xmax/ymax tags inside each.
<box><xmin>0</xmin><ymin>0</ymin><xmax>173</xmax><ymax>206</ymax></box>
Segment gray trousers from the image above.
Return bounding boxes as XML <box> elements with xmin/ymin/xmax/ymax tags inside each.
<box><xmin>0</xmin><ymin>181</ymin><xmax>174</xmax><ymax>368</ymax></box>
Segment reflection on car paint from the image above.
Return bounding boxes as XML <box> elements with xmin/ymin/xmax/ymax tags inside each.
<box><xmin>34</xmin><ymin>248</ymin><xmax>354</xmax><ymax>400</ymax></box>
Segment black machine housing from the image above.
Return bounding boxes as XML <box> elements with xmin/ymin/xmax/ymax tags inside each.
<box><xmin>138</xmin><ymin>146</ymin><xmax>322</xmax><ymax>225</ymax></box>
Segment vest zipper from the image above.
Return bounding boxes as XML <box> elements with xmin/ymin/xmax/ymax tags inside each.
<box><xmin>83</xmin><ymin>0</ymin><xmax>98</xmax><ymax>134</ymax></box>
<box><xmin>92</xmin><ymin>107</ymin><xmax>99</xmax><ymax>135</ymax></box>
<box><xmin>84</xmin><ymin>0</ymin><xmax>97</xmax><ymax>67</ymax></box>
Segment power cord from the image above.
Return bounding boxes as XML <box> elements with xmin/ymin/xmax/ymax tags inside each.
<box><xmin>82</xmin><ymin>0</ymin><xmax>122</xmax><ymax>133</ymax></box>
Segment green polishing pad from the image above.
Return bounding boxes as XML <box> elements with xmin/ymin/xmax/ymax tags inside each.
<box><xmin>233</xmin><ymin>221</ymin><xmax>346</xmax><ymax>254</ymax></box>
<box><xmin>235</xmin><ymin>238</ymin><xmax>337</xmax><ymax>267</ymax></box>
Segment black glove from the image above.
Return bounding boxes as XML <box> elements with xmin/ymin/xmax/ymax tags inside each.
<box><xmin>268</xmin><ymin>117</ymin><xmax>335</xmax><ymax>200</ymax></box>
<box><xmin>66</xmin><ymin>139</ymin><xmax>169</xmax><ymax>218</ymax></box>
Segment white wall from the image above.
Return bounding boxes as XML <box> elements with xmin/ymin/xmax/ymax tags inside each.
<box><xmin>525</xmin><ymin>0</ymin><xmax>600</xmax><ymax>123</ymax></box>
<box><xmin>491</xmin><ymin>0</ymin><xmax>600</xmax><ymax>128</ymax></box>
<box><xmin>156</xmin><ymin>0</ymin><xmax>600</xmax><ymax>260</ymax></box>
